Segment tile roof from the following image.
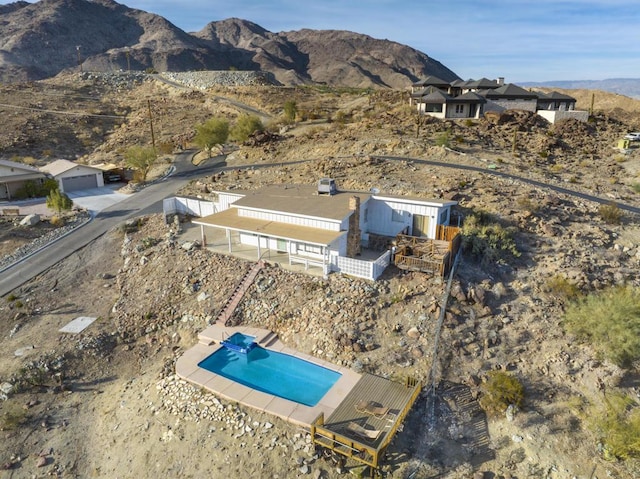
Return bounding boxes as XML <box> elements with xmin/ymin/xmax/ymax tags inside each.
<box><xmin>481</xmin><ymin>83</ymin><xmax>538</xmax><ymax>99</ymax></box>
<box><xmin>411</xmin><ymin>75</ymin><xmax>451</xmax><ymax>87</ymax></box>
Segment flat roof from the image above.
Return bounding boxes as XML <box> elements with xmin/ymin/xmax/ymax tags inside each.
<box><xmin>232</xmin><ymin>184</ymin><xmax>370</xmax><ymax>222</ymax></box>
<box><xmin>372</xmin><ymin>193</ymin><xmax>457</xmax><ymax>207</ymax></box>
<box><xmin>193</xmin><ymin>208</ymin><xmax>347</xmax><ymax>246</ymax></box>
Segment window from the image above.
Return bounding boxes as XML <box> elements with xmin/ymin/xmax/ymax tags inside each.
<box><xmin>426</xmin><ymin>104</ymin><xmax>443</xmax><ymax>113</ymax></box>
<box><xmin>392</xmin><ymin>209</ymin><xmax>403</xmax><ymax>222</ymax></box>
<box><xmin>455</xmin><ymin>104</ymin><xmax>464</xmax><ymax>114</ymax></box>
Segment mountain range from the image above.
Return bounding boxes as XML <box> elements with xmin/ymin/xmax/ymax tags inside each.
<box><xmin>0</xmin><ymin>0</ymin><xmax>459</xmax><ymax>87</ymax></box>
<box><xmin>521</xmin><ymin>78</ymin><xmax>640</xmax><ymax>99</ymax></box>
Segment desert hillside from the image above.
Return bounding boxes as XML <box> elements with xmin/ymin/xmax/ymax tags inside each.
<box><xmin>1</xmin><ymin>73</ymin><xmax>640</xmax><ymax>478</ymax></box>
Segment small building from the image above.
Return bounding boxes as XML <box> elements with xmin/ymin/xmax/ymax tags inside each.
<box><xmin>0</xmin><ymin>159</ymin><xmax>47</xmax><ymax>200</ymax></box>
<box><xmin>39</xmin><ymin>159</ymin><xmax>104</xmax><ymax>193</ymax></box>
<box><xmin>190</xmin><ymin>183</ymin><xmax>457</xmax><ymax>280</ymax></box>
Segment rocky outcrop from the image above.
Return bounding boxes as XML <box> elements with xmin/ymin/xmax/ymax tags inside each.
<box><xmin>0</xmin><ymin>0</ymin><xmax>459</xmax><ymax>88</ymax></box>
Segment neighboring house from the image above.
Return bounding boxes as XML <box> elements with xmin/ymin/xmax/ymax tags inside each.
<box><xmin>535</xmin><ymin>91</ymin><xmax>589</xmax><ymax>123</ymax></box>
<box><xmin>0</xmin><ymin>159</ymin><xmax>46</xmax><ymax>200</ymax></box>
<box><xmin>189</xmin><ymin>182</ymin><xmax>457</xmax><ymax>279</ymax></box>
<box><xmin>412</xmin><ymin>76</ymin><xmax>588</xmax><ymax>124</ymax></box>
<box><xmin>39</xmin><ymin>159</ymin><xmax>104</xmax><ymax>193</ymax></box>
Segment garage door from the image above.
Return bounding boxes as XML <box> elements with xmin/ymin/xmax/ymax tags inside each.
<box><xmin>62</xmin><ymin>174</ymin><xmax>97</xmax><ymax>192</ymax></box>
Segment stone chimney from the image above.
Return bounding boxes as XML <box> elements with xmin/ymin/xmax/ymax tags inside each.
<box><xmin>346</xmin><ymin>196</ymin><xmax>362</xmax><ymax>258</ymax></box>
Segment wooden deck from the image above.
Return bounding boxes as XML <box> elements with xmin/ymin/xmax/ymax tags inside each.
<box><xmin>310</xmin><ymin>374</ymin><xmax>421</xmax><ymax>473</ymax></box>
<box><xmin>393</xmin><ymin>226</ymin><xmax>461</xmax><ymax>277</ymax></box>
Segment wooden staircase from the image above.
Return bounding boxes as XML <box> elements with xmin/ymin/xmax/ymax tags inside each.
<box><xmin>215</xmin><ymin>261</ymin><xmax>264</xmax><ymax>325</ymax></box>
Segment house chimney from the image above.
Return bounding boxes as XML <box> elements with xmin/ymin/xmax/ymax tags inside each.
<box><xmin>497</xmin><ymin>77</ymin><xmax>505</xmax><ymax>85</ymax></box>
<box><xmin>346</xmin><ymin>196</ymin><xmax>361</xmax><ymax>258</ymax></box>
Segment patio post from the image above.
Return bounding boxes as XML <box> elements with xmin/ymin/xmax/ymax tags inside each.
<box><xmin>200</xmin><ymin>224</ymin><xmax>206</xmax><ymax>247</ymax></box>
<box><xmin>227</xmin><ymin>229</ymin><xmax>232</xmax><ymax>252</ymax></box>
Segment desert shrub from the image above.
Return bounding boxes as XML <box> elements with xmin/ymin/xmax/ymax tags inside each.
<box><xmin>479</xmin><ymin>371</ymin><xmax>524</xmax><ymax>416</ymax></box>
<box><xmin>461</xmin><ymin>211</ymin><xmax>520</xmax><ymax>266</ymax></box>
<box><xmin>599</xmin><ymin>202</ymin><xmax>622</xmax><ymax>224</ymax></box>
<box><xmin>194</xmin><ymin>118</ymin><xmax>229</xmax><ymax>158</ymax></box>
<box><xmin>6</xmin><ymin>293</ymin><xmax>18</xmax><ymax>302</ymax></box>
<box><xmin>585</xmin><ymin>393</ymin><xmax>640</xmax><ymax>460</ymax></box>
<box><xmin>464</xmin><ymin>119</ymin><xmax>475</xmax><ymax>127</ymax></box>
<box><xmin>516</xmin><ymin>196</ymin><xmax>539</xmax><ymax>212</ymax></box>
<box><xmin>614</xmin><ymin>155</ymin><xmax>627</xmax><ymax>163</ymax></box>
<box><xmin>550</xmin><ymin>163</ymin><xmax>564</xmax><ymax>173</ymax></box>
<box><xmin>435</xmin><ymin>130</ymin><xmax>452</xmax><ymax>148</ymax></box>
<box><xmin>632</xmin><ymin>182</ymin><xmax>640</xmax><ymax>194</ymax></box>
<box><xmin>545</xmin><ymin>274</ymin><xmax>581</xmax><ymax>301</ymax></box>
<box><xmin>46</xmin><ymin>189</ymin><xmax>73</xmax><ymax>213</ymax></box>
<box><xmin>124</xmin><ymin>145</ymin><xmax>158</xmax><ymax>182</ymax></box>
<box><xmin>158</xmin><ymin>142</ymin><xmax>174</xmax><ymax>155</ymax></box>
<box><xmin>563</xmin><ymin>286</ymin><xmax>640</xmax><ymax>367</ymax></box>
<box><xmin>283</xmin><ymin>100</ymin><xmax>298</xmax><ymax>123</ymax></box>
<box><xmin>49</xmin><ymin>215</ymin><xmax>65</xmax><ymax>227</ymax></box>
<box><xmin>539</xmin><ymin>150</ymin><xmax>549</xmax><ymax>158</ymax></box>
<box><xmin>0</xmin><ymin>402</ymin><xmax>30</xmax><ymax>430</ymax></box>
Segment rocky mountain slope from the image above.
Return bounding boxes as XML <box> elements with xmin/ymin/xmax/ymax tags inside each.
<box><xmin>0</xmin><ymin>0</ymin><xmax>458</xmax><ymax>87</ymax></box>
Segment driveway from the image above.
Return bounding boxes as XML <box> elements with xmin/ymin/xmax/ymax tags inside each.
<box><xmin>66</xmin><ymin>185</ymin><xmax>131</xmax><ymax>213</ymax></box>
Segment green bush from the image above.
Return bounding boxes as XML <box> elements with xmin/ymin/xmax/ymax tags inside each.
<box><xmin>632</xmin><ymin>182</ymin><xmax>640</xmax><ymax>194</ymax></box>
<box><xmin>0</xmin><ymin>402</ymin><xmax>30</xmax><ymax>430</ymax></box>
<box><xmin>586</xmin><ymin>393</ymin><xmax>640</xmax><ymax>460</ymax></box>
<box><xmin>599</xmin><ymin>202</ymin><xmax>623</xmax><ymax>224</ymax></box>
<box><xmin>435</xmin><ymin>129</ymin><xmax>452</xmax><ymax>148</ymax></box>
<box><xmin>563</xmin><ymin>286</ymin><xmax>640</xmax><ymax>367</ymax></box>
<box><xmin>230</xmin><ymin>115</ymin><xmax>264</xmax><ymax>142</ymax></box>
<box><xmin>461</xmin><ymin>211</ymin><xmax>520</xmax><ymax>266</ymax></box>
<box><xmin>479</xmin><ymin>371</ymin><xmax>525</xmax><ymax>416</ymax></box>
<box><xmin>545</xmin><ymin>274</ymin><xmax>581</xmax><ymax>301</ymax></box>
<box><xmin>46</xmin><ymin>188</ymin><xmax>73</xmax><ymax>213</ymax></box>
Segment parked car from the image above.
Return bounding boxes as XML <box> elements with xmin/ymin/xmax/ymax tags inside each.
<box><xmin>624</xmin><ymin>132</ymin><xmax>640</xmax><ymax>141</ymax></box>
<box><xmin>105</xmin><ymin>173</ymin><xmax>122</xmax><ymax>183</ymax></box>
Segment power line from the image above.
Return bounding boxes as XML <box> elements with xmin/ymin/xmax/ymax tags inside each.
<box><xmin>0</xmin><ymin>102</ymin><xmax>125</xmax><ymax>119</ymax></box>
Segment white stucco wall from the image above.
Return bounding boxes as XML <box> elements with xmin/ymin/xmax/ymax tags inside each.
<box><xmin>536</xmin><ymin>109</ymin><xmax>589</xmax><ymax>124</ymax></box>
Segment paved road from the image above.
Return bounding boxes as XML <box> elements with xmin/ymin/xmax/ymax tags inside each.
<box><xmin>377</xmin><ymin>155</ymin><xmax>640</xmax><ymax>215</ymax></box>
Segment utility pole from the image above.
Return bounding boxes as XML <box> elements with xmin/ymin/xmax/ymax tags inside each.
<box><xmin>125</xmin><ymin>46</ymin><xmax>131</xmax><ymax>72</ymax></box>
<box><xmin>147</xmin><ymin>99</ymin><xmax>156</xmax><ymax>153</ymax></box>
<box><xmin>76</xmin><ymin>45</ymin><xmax>82</xmax><ymax>73</ymax></box>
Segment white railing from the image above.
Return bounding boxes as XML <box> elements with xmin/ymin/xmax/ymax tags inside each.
<box><xmin>332</xmin><ymin>250</ymin><xmax>391</xmax><ymax>280</ymax></box>
<box><xmin>163</xmin><ymin>197</ymin><xmax>217</xmax><ymax>218</ymax></box>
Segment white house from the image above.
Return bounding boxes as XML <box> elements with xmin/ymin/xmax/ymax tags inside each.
<box><xmin>40</xmin><ymin>159</ymin><xmax>104</xmax><ymax>193</ymax></box>
<box><xmin>191</xmin><ymin>183</ymin><xmax>456</xmax><ymax>279</ymax></box>
<box><xmin>0</xmin><ymin>159</ymin><xmax>47</xmax><ymax>200</ymax></box>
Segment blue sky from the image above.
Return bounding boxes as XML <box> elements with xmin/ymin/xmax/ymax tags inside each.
<box><xmin>6</xmin><ymin>0</ymin><xmax>640</xmax><ymax>82</ymax></box>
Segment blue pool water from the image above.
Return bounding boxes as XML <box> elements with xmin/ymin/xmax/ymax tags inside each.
<box><xmin>198</xmin><ymin>333</ymin><xmax>341</xmax><ymax>407</ymax></box>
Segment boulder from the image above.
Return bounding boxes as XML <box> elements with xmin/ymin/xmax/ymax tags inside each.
<box><xmin>20</xmin><ymin>214</ymin><xmax>40</xmax><ymax>226</ymax></box>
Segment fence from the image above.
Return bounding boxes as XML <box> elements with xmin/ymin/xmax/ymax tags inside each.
<box><xmin>163</xmin><ymin>197</ymin><xmax>216</xmax><ymax>218</ymax></box>
<box><xmin>332</xmin><ymin>250</ymin><xmax>391</xmax><ymax>280</ymax></box>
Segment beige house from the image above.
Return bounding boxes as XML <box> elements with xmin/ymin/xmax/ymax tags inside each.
<box><xmin>0</xmin><ymin>159</ymin><xmax>46</xmax><ymax>200</ymax></box>
<box><xmin>40</xmin><ymin>159</ymin><xmax>104</xmax><ymax>193</ymax></box>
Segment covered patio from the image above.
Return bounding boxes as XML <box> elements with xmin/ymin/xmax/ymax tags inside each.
<box><xmin>191</xmin><ymin>210</ymin><xmax>347</xmax><ymax>276</ymax></box>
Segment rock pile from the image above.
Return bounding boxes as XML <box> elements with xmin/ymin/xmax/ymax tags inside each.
<box><xmin>160</xmin><ymin>71</ymin><xmax>278</xmax><ymax>89</ymax></box>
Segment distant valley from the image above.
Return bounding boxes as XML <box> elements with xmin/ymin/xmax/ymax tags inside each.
<box><xmin>522</xmin><ymin>78</ymin><xmax>640</xmax><ymax>99</ymax></box>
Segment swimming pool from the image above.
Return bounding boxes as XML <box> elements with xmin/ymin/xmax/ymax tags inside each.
<box><xmin>198</xmin><ymin>333</ymin><xmax>341</xmax><ymax>407</ymax></box>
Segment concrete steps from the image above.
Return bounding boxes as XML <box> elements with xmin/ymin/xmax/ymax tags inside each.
<box><xmin>214</xmin><ymin>260</ymin><xmax>264</xmax><ymax>325</ymax></box>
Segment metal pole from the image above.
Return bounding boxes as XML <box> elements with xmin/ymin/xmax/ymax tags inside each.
<box><xmin>147</xmin><ymin>99</ymin><xmax>156</xmax><ymax>153</ymax></box>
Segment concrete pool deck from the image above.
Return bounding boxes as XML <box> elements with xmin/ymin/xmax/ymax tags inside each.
<box><xmin>176</xmin><ymin>324</ymin><xmax>362</xmax><ymax>427</ymax></box>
